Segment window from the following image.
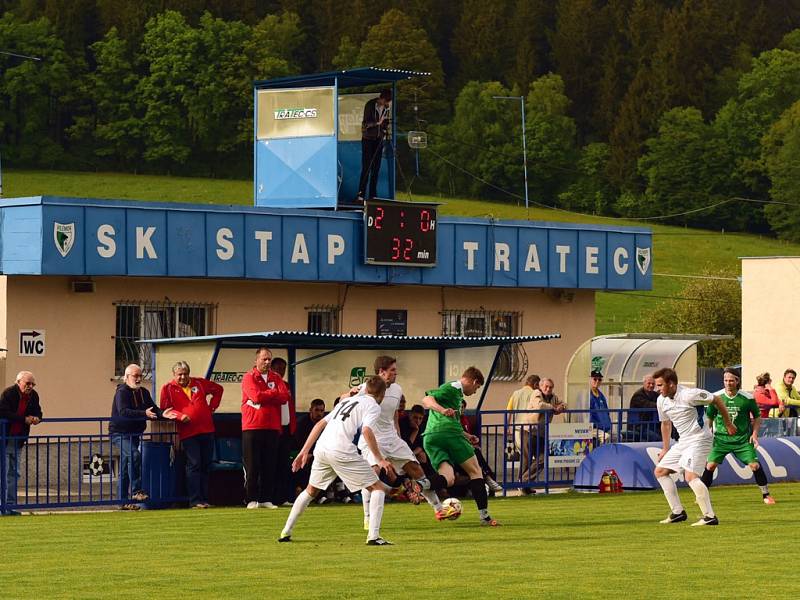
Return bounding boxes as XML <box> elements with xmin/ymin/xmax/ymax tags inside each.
<box><xmin>306</xmin><ymin>305</ymin><xmax>341</xmax><ymax>334</ymax></box>
<box><xmin>114</xmin><ymin>301</ymin><xmax>216</xmax><ymax>377</ymax></box>
<box><xmin>441</xmin><ymin>310</ymin><xmax>527</xmax><ymax>381</ymax></box>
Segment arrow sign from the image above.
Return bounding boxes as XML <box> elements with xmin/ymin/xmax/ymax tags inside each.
<box><xmin>19</xmin><ymin>329</ymin><xmax>45</xmax><ymax>357</ymax></box>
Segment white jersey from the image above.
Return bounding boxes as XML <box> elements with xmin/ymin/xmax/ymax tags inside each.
<box><xmin>315</xmin><ymin>394</ymin><xmax>380</xmax><ymax>456</ymax></box>
<box><xmin>355</xmin><ymin>381</ymin><xmax>402</xmax><ymax>444</ymax></box>
<box><xmin>657</xmin><ymin>385</ymin><xmax>715</xmax><ymax>440</ymax></box>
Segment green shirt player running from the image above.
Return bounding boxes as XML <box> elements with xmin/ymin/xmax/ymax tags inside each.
<box><xmin>700</xmin><ymin>368</ymin><xmax>776</xmax><ymax>505</ymax></box>
<box><xmin>422</xmin><ymin>366</ymin><xmax>499</xmax><ymax>527</ymax></box>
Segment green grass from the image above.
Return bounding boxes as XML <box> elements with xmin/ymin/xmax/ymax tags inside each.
<box><xmin>6</xmin><ymin>169</ymin><xmax>800</xmax><ymax>334</ymax></box>
<box><xmin>0</xmin><ymin>484</ymin><xmax>796</xmax><ymax>598</ymax></box>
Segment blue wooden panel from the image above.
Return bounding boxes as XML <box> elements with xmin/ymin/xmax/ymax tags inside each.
<box><xmin>606</xmin><ymin>233</ymin><xmax>635</xmax><ymax>290</ymax></box>
<box><xmin>1</xmin><ymin>205</ymin><xmax>42</xmax><ymax>274</ymax></box>
<box><xmin>517</xmin><ymin>227</ymin><xmax>548</xmax><ymax>287</ymax></box>
<box><xmin>318</xmin><ymin>218</ymin><xmax>354</xmax><ymax>281</ymax></box>
<box><xmin>454</xmin><ymin>225</ymin><xmax>487</xmax><ymax>286</ymax></box>
<box><xmin>578</xmin><ymin>231</ymin><xmax>607</xmax><ymax>289</ymax></box>
<box><xmin>421</xmin><ymin>222</ymin><xmax>455</xmax><ymax>286</ymax></box>
<box><xmin>167</xmin><ymin>211</ymin><xmax>206</xmax><ymax>277</ymax></box>
<box><xmin>244</xmin><ymin>214</ymin><xmax>282</xmax><ymax>279</ymax></box>
<box><xmin>85</xmin><ymin>207</ymin><xmax>126</xmax><ymax>275</ymax></box>
<box><xmin>352</xmin><ymin>215</ymin><xmax>388</xmax><ymax>283</ymax></box>
<box><xmin>635</xmin><ymin>234</ymin><xmax>653</xmax><ymax>290</ymax></box>
<box><xmin>42</xmin><ymin>205</ymin><xmax>85</xmax><ymax>274</ymax></box>
<box><xmin>548</xmin><ymin>229</ymin><xmax>578</xmax><ymax>288</ymax></box>
<box><xmin>126</xmin><ymin>209</ymin><xmax>167</xmax><ymax>276</ymax></box>
<box><xmin>282</xmin><ymin>216</ymin><xmax>318</xmax><ymax>280</ymax></box>
<box><xmin>488</xmin><ymin>226</ymin><xmax>518</xmax><ymax>287</ymax></box>
<box><xmin>207</xmin><ymin>213</ymin><xmax>245</xmax><ymax>278</ymax></box>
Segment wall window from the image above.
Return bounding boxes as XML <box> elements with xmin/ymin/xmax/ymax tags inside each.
<box><xmin>114</xmin><ymin>301</ymin><xmax>216</xmax><ymax>377</ymax></box>
<box><xmin>306</xmin><ymin>305</ymin><xmax>341</xmax><ymax>334</ymax></box>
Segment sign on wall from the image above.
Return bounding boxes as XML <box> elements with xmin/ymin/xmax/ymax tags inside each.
<box><xmin>19</xmin><ymin>329</ymin><xmax>45</xmax><ymax>357</ymax></box>
<box><xmin>548</xmin><ymin>422</ymin><xmax>596</xmax><ymax>467</ymax></box>
<box><xmin>256</xmin><ymin>87</ymin><xmax>335</xmax><ymax>140</ymax></box>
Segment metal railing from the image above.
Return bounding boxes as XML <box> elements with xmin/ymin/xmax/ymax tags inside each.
<box><xmin>1</xmin><ymin>418</ymin><xmax>186</xmax><ymax>513</ymax></box>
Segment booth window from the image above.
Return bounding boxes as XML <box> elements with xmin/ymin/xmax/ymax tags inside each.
<box><xmin>441</xmin><ymin>310</ymin><xmax>527</xmax><ymax>381</ymax></box>
<box><xmin>114</xmin><ymin>301</ymin><xmax>216</xmax><ymax>377</ymax></box>
<box><xmin>306</xmin><ymin>305</ymin><xmax>341</xmax><ymax>334</ymax></box>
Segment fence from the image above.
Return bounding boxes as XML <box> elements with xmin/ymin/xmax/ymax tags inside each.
<box><xmin>1</xmin><ymin>418</ymin><xmax>186</xmax><ymax>514</ymax></box>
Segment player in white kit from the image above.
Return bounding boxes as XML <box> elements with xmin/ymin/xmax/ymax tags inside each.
<box><xmin>344</xmin><ymin>356</ymin><xmax>448</xmax><ymax>528</ymax></box>
<box><xmin>279</xmin><ymin>376</ymin><xmax>396</xmax><ymax>545</ymax></box>
<box><xmin>653</xmin><ymin>367</ymin><xmax>736</xmax><ymax>527</ymax></box>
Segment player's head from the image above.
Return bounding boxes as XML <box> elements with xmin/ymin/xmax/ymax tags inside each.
<box><xmin>756</xmin><ymin>372</ymin><xmax>771</xmax><ymax>387</ymax></box>
<box><xmin>254</xmin><ymin>347</ymin><xmax>272</xmax><ymax>373</ymax></box>
<box><xmin>309</xmin><ymin>398</ymin><xmax>325</xmax><ymax>422</ymax></box>
<box><xmin>783</xmin><ymin>369</ymin><xmax>796</xmax><ymax>386</ymax></box>
<box><xmin>374</xmin><ymin>355</ymin><xmax>397</xmax><ymax>384</ymax></box>
<box><xmin>541</xmin><ymin>377</ymin><xmax>554</xmax><ymax>395</ymax></box>
<box><xmin>270</xmin><ymin>357</ymin><xmax>287</xmax><ymax>378</ymax></box>
<box><xmin>723</xmin><ymin>368</ymin><xmax>740</xmax><ymax>393</ymax></box>
<box><xmin>460</xmin><ymin>366</ymin><xmax>484</xmax><ymax>396</ymax></box>
<box><xmin>642</xmin><ymin>374</ymin><xmax>655</xmax><ymax>392</ymax></box>
<box><xmin>653</xmin><ymin>367</ymin><xmax>678</xmax><ymax>398</ymax></box>
<box><xmin>525</xmin><ymin>374</ymin><xmax>540</xmax><ymax>389</ymax></box>
<box><xmin>409</xmin><ymin>404</ymin><xmax>425</xmax><ymax>427</ymax></box>
<box><xmin>364</xmin><ymin>375</ymin><xmax>387</xmax><ymax>403</ymax></box>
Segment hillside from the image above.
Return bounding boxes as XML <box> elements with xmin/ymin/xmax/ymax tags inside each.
<box><xmin>5</xmin><ymin>169</ymin><xmax>799</xmax><ymax>334</ymax></box>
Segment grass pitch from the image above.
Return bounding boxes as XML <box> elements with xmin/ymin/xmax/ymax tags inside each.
<box><xmin>0</xmin><ymin>483</ymin><xmax>796</xmax><ymax>599</ymax></box>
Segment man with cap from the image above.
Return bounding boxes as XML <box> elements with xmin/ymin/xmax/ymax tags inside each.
<box><xmin>589</xmin><ymin>371</ymin><xmax>612</xmax><ymax>436</ymax></box>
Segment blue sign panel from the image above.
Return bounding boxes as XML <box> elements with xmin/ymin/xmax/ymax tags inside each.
<box><xmin>1</xmin><ymin>196</ymin><xmax>653</xmax><ymax>291</ymax></box>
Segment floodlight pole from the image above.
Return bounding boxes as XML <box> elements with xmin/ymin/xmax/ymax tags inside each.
<box><xmin>493</xmin><ymin>95</ymin><xmax>529</xmax><ymax>210</ymax></box>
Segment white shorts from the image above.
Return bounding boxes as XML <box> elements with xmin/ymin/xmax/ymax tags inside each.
<box><xmin>360</xmin><ymin>436</ymin><xmax>417</xmax><ymax>474</ymax></box>
<box><xmin>309</xmin><ymin>448</ymin><xmax>379</xmax><ymax>493</ymax></box>
<box><xmin>656</xmin><ymin>435</ymin><xmax>713</xmax><ymax>476</ymax></box>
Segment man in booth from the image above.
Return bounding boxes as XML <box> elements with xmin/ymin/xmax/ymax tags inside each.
<box><xmin>357</xmin><ymin>88</ymin><xmax>392</xmax><ymax>203</ymax></box>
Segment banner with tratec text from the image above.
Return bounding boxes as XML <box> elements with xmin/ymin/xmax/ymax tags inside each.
<box><xmin>257</xmin><ymin>87</ymin><xmax>335</xmax><ymax>140</ymax></box>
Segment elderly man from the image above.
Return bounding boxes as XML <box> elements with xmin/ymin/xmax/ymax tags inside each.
<box><xmin>0</xmin><ymin>371</ymin><xmax>43</xmax><ymax>516</ymax></box>
<box><xmin>160</xmin><ymin>361</ymin><xmax>223</xmax><ymax>509</ymax></box>
<box><xmin>628</xmin><ymin>375</ymin><xmax>660</xmax><ymax>441</ymax></box>
<box><xmin>519</xmin><ymin>376</ymin><xmax>565</xmax><ymax>491</ymax></box>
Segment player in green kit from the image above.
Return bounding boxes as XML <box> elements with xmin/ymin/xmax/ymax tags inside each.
<box><xmin>700</xmin><ymin>368</ymin><xmax>775</xmax><ymax>504</ymax></box>
<box><xmin>422</xmin><ymin>366</ymin><xmax>500</xmax><ymax>527</ymax></box>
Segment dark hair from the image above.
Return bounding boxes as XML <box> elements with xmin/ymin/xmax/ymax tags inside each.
<box><xmin>784</xmin><ymin>368</ymin><xmax>797</xmax><ymax>377</ymax></box>
<box><xmin>379</xmin><ymin>88</ymin><xmax>392</xmax><ymax>100</ymax></box>
<box><xmin>271</xmin><ymin>357</ymin><xmax>287</xmax><ymax>368</ymax></box>
<box><xmin>410</xmin><ymin>404</ymin><xmax>425</xmax><ymax>415</ymax></box>
<box><xmin>525</xmin><ymin>374</ymin><xmax>540</xmax><ymax>387</ymax></box>
<box><xmin>462</xmin><ymin>366</ymin><xmax>484</xmax><ymax>385</ymax></box>
<box><xmin>756</xmin><ymin>372</ymin><xmax>771</xmax><ymax>387</ymax></box>
<box><xmin>374</xmin><ymin>355</ymin><xmax>396</xmax><ymax>374</ymax></box>
<box><xmin>723</xmin><ymin>367</ymin><xmax>740</xmax><ymax>379</ymax></box>
<box><xmin>310</xmin><ymin>398</ymin><xmax>325</xmax><ymax>410</ymax></box>
<box><xmin>653</xmin><ymin>367</ymin><xmax>678</xmax><ymax>385</ymax></box>
<box><xmin>365</xmin><ymin>375</ymin><xmax>387</xmax><ymax>399</ymax></box>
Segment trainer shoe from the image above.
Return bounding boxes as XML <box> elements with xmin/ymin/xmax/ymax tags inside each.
<box><xmin>480</xmin><ymin>516</ymin><xmax>501</xmax><ymax>527</ymax></box>
<box><xmin>258</xmin><ymin>502</ymin><xmax>277</xmax><ymax>509</ymax></box>
<box><xmin>366</xmin><ymin>537</ymin><xmax>393</xmax><ymax>546</ymax></box>
<box><xmin>278</xmin><ymin>531</ymin><xmax>292</xmax><ymax>542</ymax></box>
<box><xmin>403</xmin><ymin>479</ymin><xmax>423</xmax><ymax>505</ymax></box>
<box><xmin>486</xmin><ymin>477</ymin><xmax>503</xmax><ymax>493</ymax></box>
<box><xmin>659</xmin><ymin>510</ymin><xmax>688</xmax><ymax>524</ymax></box>
<box><xmin>131</xmin><ymin>490</ymin><xmax>149</xmax><ymax>502</ymax></box>
<box><xmin>246</xmin><ymin>501</ymin><xmax>259</xmax><ymax>509</ymax></box>
<box><xmin>763</xmin><ymin>495</ymin><xmax>776</xmax><ymax>505</ymax></box>
<box><xmin>435</xmin><ymin>506</ymin><xmax>459</xmax><ymax>521</ymax></box>
<box><xmin>691</xmin><ymin>515</ymin><xmax>719</xmax><ymax>526</ymax></box>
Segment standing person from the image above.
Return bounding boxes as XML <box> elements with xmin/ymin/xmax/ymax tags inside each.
<box><xmin>356</xmin><ymin>88</ymin><xmax>392</xmax><ymax>202</ymax></box>
<box><xmin>652</xmin><ymin>367</ymin><xmax>736</xmax><ymax>526</ymax></box>
<box><xmin>628</xmin><ymin>375</ymin><xmax>660</xmax><ymax>441</ymax></box>
<box><xmin>506</xmin><ymin>374</ymin><xmax>540</xmax><ymax>461</ymax></box>
<box><xmin>241</xmin><ymin>348</ymin><xmax>290</xmax><ymax>510</ymax></box>
<box><xmin>0</xmin><ymin>371</ymin><xmax>42</xmax><ymax>516</ymax></box>
<box><xmin>279</xmin><ymin>376</ymin><xmax>395</xmax><ymax>545</ymax></box>
<box><xmin>773</xmin><ymin>369</ymin><xmax>800</xmax><ymax>417</ymax></box>
<box><xmin>270</xmin><ymin>357</ymin><xmax>297</xmax><ymax>506</ymax></box>
<box><xmin>422</xmin><ymin>366</ymin><xmax>500</xmax><ymax>526</ymax></box>
<box><xmin>753</xmin><ymin>373</ymin><xmax>781</xmax><ymax>418</ymax></box>
<box><xmin>519</xmin><ymin>377</ymin><xmax>567</xmax><ymax>490</ymax></box>
<box><xmin>700</xmin><ymin>369</ymin><xmax>775</xmax><ymax>505</ymax></box>
<box><xmin>160</xmin><ymin>361</ymin><xmax>223</xmax><ymax>509</ymax></box>
<box><xmin>589</xmin><ymin>371</ymin><xmax>612</xmax><ymax>437</ymax></box>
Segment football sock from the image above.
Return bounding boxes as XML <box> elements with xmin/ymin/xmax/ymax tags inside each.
<box><xmin>479</xmin><ymin>508</ymin><xmax>490</xmax><ymax>520</ymax></box>
<box><xmin>283</xmin><ymin>490</ymin><xmax>313</xmax><ymax>535</ymax></box>
<box><xmin>367</xmin><ymin>489</ymin><xmax>386</xmax><ymax>541</ymax></box>
<box><xmin>700</xmin><ymin>468</ymin><xmax>714</xmax><ymax>488</ymax></box>
<box><xmin>469</xmin><ymin>477</ymin><xmax>489</xmax><ymax>511</ymax></box>
<box><xmin>427</xmin><ymin>473</ymin><xmax>449</xmax><ymax>491</ymax></box>
<box><xmin>656</xmin><ymin>475</ymin><xmax>684</xmax><ymax>514</ymax></box>
<box><xmin>362</xmin><ymin>488</ymin><xmax>371</xmax><ymax>520</ymax></box>
<box><xmin>422</xmin><ymin>489</ymin><xmax>442</xmax><ymax>511</ymax></box>
<box><xmin>753</xmin><ymin>466</ymin><xmax>769</xmax><ymax>494</ymax></box>
<box><xmin>688</xmin><ymin>477</ymin><xmax>714</xmax><ymax>517</ymax></box>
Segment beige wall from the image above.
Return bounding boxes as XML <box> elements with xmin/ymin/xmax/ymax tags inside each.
<box><xmin>741</xmin><ymin>257</ymin><xmax>800</xmax><ymax>389</ymax></box>
<box><xmin>2</xmin><ymin>276</ymin><xmax>594</xmax><ymax>431</ymax></box>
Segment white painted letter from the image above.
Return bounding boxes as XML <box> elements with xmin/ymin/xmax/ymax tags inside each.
<box><xmin>136</xmin><ymin>226</ymin><xmax>157</xmax><ymax>259</ymax></box>
<box><xmin>96</xmin><ymin>224</ymin><xmax>116</xmax><ymax>258</ymax></box>
<box><xmin>327</xmin><ymin>234</ymin><xmax>345</xmax><ymax>264</ymax></box>
<box><xmin>463</xmin><ymin>241</ymin><xmax>479</xmax><ymax>271</ymax></box>
<box><xmin>585</xmin><ymin>246</ymin><xmax>599</xmax><ymax>274</ymax></box>
<box><xmin>216</xmin><ymin>227</ymin><xmax>234</xmax><ymax>261</ymax></box>
<box><xmin>292</xmin><ymin>233</ymin><xmax>310</xmax><ymax>264</ymax></box>
<box><xmin>255</xmin><ymin>231</ymin><xmax>272</xmax><ymax>262</ymax></box>
<box><xmin>494</xmin><ymin>243</ymin><xmax>510</xmax><ymax>272</ymax></box>
<box><xmin>555</xmin><ymin>244</ymin><xmax>570</xmax><ymax>273</ymax></box>
<box><xmin>524</xmin><ymin>244</ymin><xmax>541</xmax><ymax>272</ymax></box>
<box><xmin>614</xmin><ymin>247</ymin><xmax>629</xmax><ymax>275</ymax></box>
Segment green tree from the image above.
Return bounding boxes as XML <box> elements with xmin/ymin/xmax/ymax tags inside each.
<box><xmin>558</xmin><ymin>142</ymin><xmax>616</xmax><ymax>215</ymax></box>
<box><xmin>450</xmin><ymin>0</ymin><xmax>511</xmax><ymax>88</ymax></box>
<box><xmin>763</xmin><ymin>100</ymin><xmax>800</xmax><ymax>242</ymax></box>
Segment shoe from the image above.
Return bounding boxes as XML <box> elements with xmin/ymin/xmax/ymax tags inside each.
<box><xmin>363</xmin><ymin>516</ymin><xmax>370</xmax><ymax>531</ymax></box>
<box><xmin>403</xmin><ymin>479</ymin><xmax>423</xmax><ymax>505</ymax></box>
<box><xmin>435</xmin><ymin>506</ymin><xmax>459</xmax><ymax>521</ymax></box>
<box><xmin>131</xmin><ymin>490</ymin><xmax>149</xmax><ymax>502</ymax></box>
<box><xmin>366</xmin><ymin>537</ymin><xmax>393</xmax><ymax>546</ymax></box>
<box><xmin>480</xmin><ymin>516</ymin><xmax>501</xmax><ymax>527</ymax></box>
<box><xmin>258</xmin><ymin>502</ymin><xmax>277</xmax><ymax>509</ymax></box>
<box><xmin>280</xmin><ymin>501</ymin><xmax>293</xmax><ymax>507</ymax></box>
<box><xmin>317</xmin><ymin>496</ymin><xmax>329</xmax><ymax>505</ymax></box>
<box><xmin>121</xmin><ymin>503</ymin><xmax>140</xmax><ymax>511</ymax></box>
<box><xmin>246</xmin><ymin>501</ymin><xmax>259</xmax><ymax>509</ymax></box>
<box><xmin>3</xmin><ymin>509</ymin><xmax>22</xmax><ymax>516</ymax></box>
<box><xmin>278</xmin><ymin>531</ymin><xmax>292</xmax><ymax>543</ymax></box>
<box><xmin>486</xmin><ymin>477</ymin><xmax>503</xmax><ymax>493</ymax></box>
<box><xmin>659</xmin><ymin>510</ymin><xmax>687</xmax><ymax>524</ymax></box>
<box><xmin>691</xmin><ymin>515</ymin><xmax>719</xmax><ymax>526</ymax></box>
<box><xmin>763</xmin><ymin>495</ymin><xmax>776</xmax><ymax>505</ymax></box>
<box><xmin>191</xmin><ymin>503</ymin><xmax>210</xmax><ymax>509</ymax></box>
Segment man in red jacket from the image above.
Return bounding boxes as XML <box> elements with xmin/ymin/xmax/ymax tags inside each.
<box><xmin>241</xmin><ymin>347</ymin><xmax>291</xmax><ymax>509</ymax></box>
<box><xmin>160</xmin><ymin>361</ymin><xmax>223</xmax><ymax>509</ymax></box>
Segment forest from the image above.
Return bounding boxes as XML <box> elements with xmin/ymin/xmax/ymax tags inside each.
<box><xmin>2</xmin><ymin>0</ymin><xmax>800</xmax><ymax>237</ymax></box>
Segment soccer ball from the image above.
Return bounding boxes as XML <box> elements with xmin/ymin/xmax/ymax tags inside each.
<box><xmin>442</xmin><ymin>497</ymin><xmax>462</xmax><ymax>519</ymax></box>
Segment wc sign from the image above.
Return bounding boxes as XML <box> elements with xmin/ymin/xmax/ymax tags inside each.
<box><xmin>19</xmin><ymin>329</ymin><xmax>46</xmax><ymax>357</ymax></box>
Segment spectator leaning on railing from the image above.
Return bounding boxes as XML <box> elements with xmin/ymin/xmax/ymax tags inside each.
<box><xmin>753</xmin><ymin>373</ymin><xmax>781</xmax><ymax>418</ymax></box>
<box><xmin>773</xmin><ymin>369</ymin><xmax>800</xmax><ymax>417</ymax></box>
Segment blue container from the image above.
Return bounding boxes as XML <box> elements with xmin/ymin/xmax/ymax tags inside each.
<box><xmin>141</xmin><ymin>441</ymin><xmax>175</xmax><ymax>509</ymax></box>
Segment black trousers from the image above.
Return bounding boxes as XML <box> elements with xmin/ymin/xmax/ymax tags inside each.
<box><xmin>274</xmin><ymin>426</ymin><xmax>295</xmax><ymax>504</ymax></box>
<box><xmin>242</xmin><ymin>429</ymin><xmax>279</xmax><ymax>503</ymax></box>
<box><xmin>358</xmin><ymin>137</ymin><xmax>384</xmax><ymax>199</ymax></box>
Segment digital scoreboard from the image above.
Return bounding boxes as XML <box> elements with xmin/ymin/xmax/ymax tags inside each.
<box><xmin>364</xmin><ymin>199</ymin><xmax>437</xmax><ymax>267</ymax></box>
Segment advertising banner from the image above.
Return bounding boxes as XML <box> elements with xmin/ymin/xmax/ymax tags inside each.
<box><xmin>257</xmin><ymin>87</ymin><xmax>335</xmax><ymax>139</ymax></box>
<box><xmin>548</xmin><ymin>422</ymin><xmax>596</xmax><ymax>467</ymax></box>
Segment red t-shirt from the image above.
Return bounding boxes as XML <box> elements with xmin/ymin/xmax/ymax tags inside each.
<box><xmin>9</xmin><ymin>393</ymin><xmax>29</xmax><ymax>436</ymax></box>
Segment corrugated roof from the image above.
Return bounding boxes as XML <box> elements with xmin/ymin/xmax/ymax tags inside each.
<box><xmin>254</xmin><ymin>67</ymin><xmax>430</xmax><ymax>89</ymax></box>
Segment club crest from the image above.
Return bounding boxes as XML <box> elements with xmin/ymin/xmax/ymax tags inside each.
<box><xmin>54</xmin><ymin>222</ymin><xmax>75</xmax><ymax>258</ymax></box>
<box><xmin>636</xmin><ymin>247</ymin><xmax>651</xmax><ymax>275</ymax></box>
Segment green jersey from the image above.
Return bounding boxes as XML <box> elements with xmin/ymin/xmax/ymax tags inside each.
<box><xmin>706</xmin><ymin>391</ymin><xmax>759</xmax><ymax>444</ymax></box>
<box><xmin>424</xmin><ymin>381</ymin><xmax>465</xmax><ymax>435</ymax></box>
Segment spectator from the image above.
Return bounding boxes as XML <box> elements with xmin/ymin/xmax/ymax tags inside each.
<box><xmin>774</xmin><ymin>369</ymin><xmax>800</xmax><ymax>417</ymax></box>
<box><xmin>753</xmin><ymin>372</ymin><xmax>781</xmax><ymax>418</ymax></box>
<box><xmin>507</xmin><ymin>374</ymin><xmax>540</xmax><ymax>458</ymax></box>
<box><xmin>540</xmin><ymin>378</ymin><xmax>568</xmax><ymax>418</ymax></box>
<box><xmin>589</xmin><ymin>371</ymin><xmax>612</xmax><ymax>435</ymax></box>
<box><xmin>160</xmin><ymin>361</ymin><xmax>223</xmax><ymax>509</ymax></box>
<box><xmin>519</xmin><ymin>376</ymin><xmax>564</xmax><ymax>491</ymax></box>
<box><xmin>628</xmin><ymin>375</ymin><xmax>660</xmax><ymax>441</ymax></box>
<box><xmin>400</xmin><ymin>404</ymin><xmax>427</xmax><ymax>465</ymax></box>
<box><xmin>293</xmin><ymin>399</ymin><xmax>326</xmax><ymax>492</ymax></box>
<box><xmin>241</xmin><ymin>347</ymin><xmax>290</xmax><ymax>509</ymax></box>
<box><xmin>0</xmin><ymin>371</ymin><xmax>42</xmax><ymax>516</ymax></box>
<box><xmin>270</xmin><ymin>357</ymin><xmax>297</xmax><ymax>507</ymax></box>
<box><xmin>460</xmin><ymin>400</ymin><xmax>502</xmax><ymax>493</ymax></box>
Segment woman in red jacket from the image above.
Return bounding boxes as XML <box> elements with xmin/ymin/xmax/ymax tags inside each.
<box><xmin>753</xmin><ymin>372</ymin><xmax>782</xmax><ymax>418</ymax></box>
<box><xmin>160</xmin><ymin>361</ymin><xmax>223</xmax><ymax>508</ymax></box>
<box><xmin>241</xmin><ymin>347</ymin><xmax>291</xmax><ymax>509</ymax></box>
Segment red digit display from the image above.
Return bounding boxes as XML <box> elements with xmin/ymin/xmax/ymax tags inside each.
<box><xmin>374</xmin><ymin>206</ymin><xmax>384</xmax><ymax>230</ymax></box>
<box><xmin>391</xmin><ymin>237</ymin><xmax>401</xmax><ymax>260</ymax></box>
<box><xmin>420</xmin><ymin>210</ymin><xmax>430</xmax><ymax>232</ymax></box>
<box><xmin>403</xmin><ymin>238</ymin><xmax>413</xmax><ymax>261</ymax></box>
<box><xmin>364</xmin><ymin>200</ymin><xmax>437</xmax><ymax>267</ymax></box>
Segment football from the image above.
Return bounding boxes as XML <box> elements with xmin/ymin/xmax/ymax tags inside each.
<box><xmin>441</xmin><ymin>497</ymin><xmax>462</xmax><ymax>519</ymax></box>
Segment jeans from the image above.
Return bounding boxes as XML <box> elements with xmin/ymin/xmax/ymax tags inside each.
<box><xmin>183</xmin><ymin>433</ymin><xmax>214</xmax><ymax>506</ymax></box>
<box><xmin>3</xmin><ymin>439</ymin><xmax>23</xmax><ymax>508</ymax></box>
<box><xmin>112</xmin><ymin>434</ymin><xmax>142</xmax><ymax>500</ymax></box>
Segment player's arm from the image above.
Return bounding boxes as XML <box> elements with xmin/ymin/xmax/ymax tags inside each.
<box><xmin>711</xmin><ymin>395</ymin><xmax>737</xmax><ymax>435</ymax></box>
<box><xmin>750</xmin><ymin>415</ymin><xmax>761</xmax><ymax>446</ymax></box>
<box><xmin>362</xmin><ymin>425</ymin><xmax>396</xmax><ymax>479</ymax></box>
<box><xmin>423</xmin><ymin>394</ymin><xmax>455</xmax><ymax>418</ymax></box>
<box><xmin>658</xmin><ymin>420</ymin><xmax>672</xmax><ymax>461</ymax></box>
<box><xmin>292</xmin><ymin>418</ymin><xmax>328</xmax><ymax>471</ymax></box>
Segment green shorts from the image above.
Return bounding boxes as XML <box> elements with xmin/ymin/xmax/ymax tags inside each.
<box><xmin>707</xmin><ymin>439</ymin><xmax>759</xmax><ymax>466</ymax></box>
<box><xmin>423</xmin><ymin>430</ymin><xmax>476</xmax><ymax>470</ymax></box>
